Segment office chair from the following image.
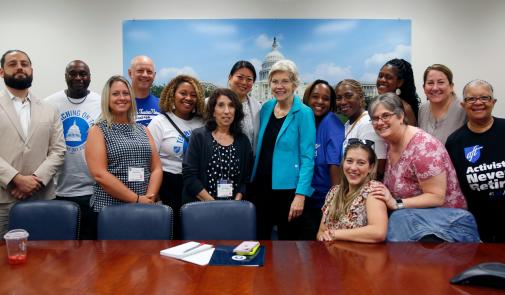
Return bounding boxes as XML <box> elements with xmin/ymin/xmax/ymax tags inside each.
<box><xmin>9</xmin><ymin>200</ymin><xmax>80</xmax><ymax>240</ymax></box>
<box><xmin>180</xmin><ymin>200</ymin><xmax>256</xmax><ymax>240</ymax></box>
<box><xmin>97</xmin><ymin>203</ymin><xmax>173</xmax><ymax>240</ymax></box>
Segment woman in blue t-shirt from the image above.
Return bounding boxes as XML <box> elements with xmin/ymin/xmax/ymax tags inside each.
<box><xmin>300</xmin><ymin>79</ymin><xmax>345</xmax><ymax>239</ymax></box>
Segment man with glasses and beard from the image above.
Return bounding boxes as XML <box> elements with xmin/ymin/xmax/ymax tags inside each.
<box><xmin>0</xmin><ymin>50</ymin><xmax>65</xmax><ymax>235</ymax></box>
<box><xmin>46</xmin><ymin>60</ymin><xmax>100</xmax><ymax>239</ymax></box>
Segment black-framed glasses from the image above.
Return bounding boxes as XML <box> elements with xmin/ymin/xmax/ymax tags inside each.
<box><xmin>348</xmin><ymin>138</ymin><xmax>375</xmax><ymax>147</ymax></box>
<box><xmin>370</xmin><ymin>112</ymin><xmax>395</xmax><ymax>124</ymax></box>
<box><xmin>463</xmin><ymin>96</ymin><xmax>493</xmax><ymax>104</ymax></box>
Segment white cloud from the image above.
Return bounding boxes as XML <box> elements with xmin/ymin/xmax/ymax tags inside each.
<box><xmin>249</xmin><ymin>58</ymin><xmax>262</xmax><ymax>72</ymax></box>
<box><xmin>192</xmin><ymin>24</ymin><xmax>237</xmax><ymax>36</ymax></box>
<box><xmin>364</xmin><ymin>44</ymin><xmax>411</xmax><ymax>68</ymax></box>
<box><xmin>360</xmin><ymin>72</ymin><xmax>378</xmax><ymax>84</ymax></box>
<box><xmin>315</xmin><ymin>21</ymin><xmax>358</xmax><ymax>34</ymax></box>
<box><xmin>156</xmin><ymin>66</ymin><xmax>198</xmax><ymax>84</ymax></box>
<box><xmin>302</xmin><ymin>63</ymin><xmax>352</xmax><ymax>84</ymax></box>
<box><xmin>255</xmin><ymin>34</ymin><xmax>276</xmax><ymax>49</ymax></box>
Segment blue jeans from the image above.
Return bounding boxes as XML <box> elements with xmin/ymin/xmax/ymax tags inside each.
<box><xmin>387</xmin><ymin>208</ymin><xmax>481</xmax><ymax>242</ymax></box>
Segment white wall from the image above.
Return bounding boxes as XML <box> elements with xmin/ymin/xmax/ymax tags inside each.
<box><xmin>2</xmin><ymin>0</ymin><xmax>505</xmax><ymax>116</ymax></box>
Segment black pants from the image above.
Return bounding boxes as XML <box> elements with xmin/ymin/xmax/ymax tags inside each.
<box><xmin>56</xmin><ymin>195</ymin><xmax>97</xmax><ymax>240</ymax></box>
<box><xmin>249</xmin><ymin>181</ymin><xmax>305</xmax><ymax>240</ymax></box>
<box><xmin>297</xmin><ymin>207</ymin><xmax>323</xmax><ymax>240</ymax></box>
<box><xmin>159</xmin><ymin>171</ymin><xmax>183</xmax><ymax>239</ymax></box>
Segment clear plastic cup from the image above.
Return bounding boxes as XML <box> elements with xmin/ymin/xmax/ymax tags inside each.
<box><xmin>4</xmin><ymin>229</ymin><xmax>29</xmax><ymax>265</ymax></box>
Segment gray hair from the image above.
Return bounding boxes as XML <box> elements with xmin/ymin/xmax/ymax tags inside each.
<box><xmin>98</xmin><ymin>75</ymin><xmax>137</xmax><ymax>126</ymax></box>
<box><xmin>368</xmin><ymin>92</ymin><xmax>408</xmax><ymax>124</ymax></box>
<box><xmin>463</xmin><ymin>79</ymin><xmax>494</xmax><ymax>98</ymax></box>
<box><xmin>268</xmin><ymin>59</ymin><xmax>300</xmax><ymax>88</ymax></box>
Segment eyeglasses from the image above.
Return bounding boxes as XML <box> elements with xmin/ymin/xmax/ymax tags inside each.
<box><xmin>463</xmin><ymin>96</ymin><xmax>493</xmax><ymax>104</ymax></box>
<box><xmin>348</xmin><ymin>138</ymin><xmax>375</xmax><ymax>147</ymax></box>
<box><xmin>370</xmin><ymin>112</ymin><xmax>395</xmax><ymax>124</ymax></box>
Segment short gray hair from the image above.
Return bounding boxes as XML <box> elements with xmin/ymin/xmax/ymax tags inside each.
<box><xmin>463</xmin><ymin>79</ymin><xmax>494</xmax><ymax>98</ymax></box>
<box><xmin>268</xmin><ymin>59</ymin><xmax>300</xmax><ymax>88</ymax></box>
<box><xmin>368</xmin><ymin>93</ymin><xmax>408</xmax><ymax>124</ymax></box>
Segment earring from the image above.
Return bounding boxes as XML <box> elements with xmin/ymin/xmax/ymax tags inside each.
<box><xmin>395</xmin><ymin>88</ymin><xmax>401</xmax><ymax>95</ymax></box>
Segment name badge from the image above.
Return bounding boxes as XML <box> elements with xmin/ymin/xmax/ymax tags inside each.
<box><xmin>217</xmin><ymin>179</ymin><xmax>233</xmax><ymax>199</ymax></box>
<box><xmin>128</xmin><ymin>167</ymin><xmax>144</xmax><ymax>182</ymax></box>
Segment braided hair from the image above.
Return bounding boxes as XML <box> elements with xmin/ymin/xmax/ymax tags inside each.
<box><xmin>385</xmin><ymin>58</ymin><xmax>420</xmax><ymax>121</ymax></box>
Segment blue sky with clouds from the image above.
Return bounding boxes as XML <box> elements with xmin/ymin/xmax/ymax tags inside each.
<box><xmin>123</xmin><ymin>19</ymin><xmax>410</xmax><ymax>87</ymax></box>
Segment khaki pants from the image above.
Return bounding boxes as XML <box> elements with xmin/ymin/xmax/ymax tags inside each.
<box><xmin>0</xmin><ymin>202</ymin><xmax>15</xmax><ymax>236</ymax></box>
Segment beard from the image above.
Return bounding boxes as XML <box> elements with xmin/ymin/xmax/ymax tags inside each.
<box><xmin>3</xmin><ymin>73</ymin><xmax>33</xmax><ymax>90</ymax></box>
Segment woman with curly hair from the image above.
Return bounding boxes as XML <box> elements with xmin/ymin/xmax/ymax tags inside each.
<box><xmin>148</xmin><ymin>75</ymin><xmax>205</xmax><ymax>227</ymax></box>
<box><xmin>376</xmin><ymin>58</ymin><xmax>420</xmax><ymax>126</ymax></box>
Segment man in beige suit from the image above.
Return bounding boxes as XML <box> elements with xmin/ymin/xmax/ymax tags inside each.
<box><xmin>0</xmin><ymin>50</ymin><xmax>65</xmax><ymax>235</ymax></box>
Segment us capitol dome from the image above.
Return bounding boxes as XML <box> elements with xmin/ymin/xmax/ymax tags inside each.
<box><xmin>252</xmin><ymin>38</ymin><xmax>306</xmax><ymax>103</ymax></box>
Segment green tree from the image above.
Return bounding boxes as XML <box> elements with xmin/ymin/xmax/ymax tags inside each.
<box><xmin>150</xmin><ymin>84</ymin><xmax>165</xmax><ymax>98</ymax></box>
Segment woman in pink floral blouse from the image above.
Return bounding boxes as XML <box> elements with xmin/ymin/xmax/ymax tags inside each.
<box><xmin>369</xmin><ymin>93</ymin><xmax>480</xmax><ymax>242</ymax></box>
<box><xmin>317</xmin><ymin>139</ymin><xmax>389</xmax><ymax>242</ymax></box>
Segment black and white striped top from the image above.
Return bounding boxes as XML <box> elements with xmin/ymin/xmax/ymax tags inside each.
<box><xmin>91</xmin><ymin>121</ymin><xmax>152</xmax><ymax>212</ymax></box>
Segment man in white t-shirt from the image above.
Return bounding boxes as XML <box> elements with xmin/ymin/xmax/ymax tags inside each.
<box><xmin>46</xmin><ymin>60</ymin><xmax>101</xmax><ymax>239</ymax></box>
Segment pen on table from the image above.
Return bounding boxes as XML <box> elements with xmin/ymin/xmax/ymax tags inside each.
<box><xmin>183</xmin><ymin>243</ymin><xmax>205</xmax><ymax>253</ymax></box>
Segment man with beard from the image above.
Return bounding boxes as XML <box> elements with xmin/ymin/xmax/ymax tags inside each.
<box><xmin>128</xmin><ymin>55</ymin><xmax>159</xmax><ymax>126</ymax></box>
<box><xmin>0</xmin><ymin>50</ymin><xmax>65</xmax><ymax>235</ymax></box>
<box><xmin>46</xmin><ymin>60</ymin><xmax>100</xmax><ymax>239</ymax></box>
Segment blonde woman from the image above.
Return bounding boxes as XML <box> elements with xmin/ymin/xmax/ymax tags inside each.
<box><xmin>86</xmin><ymin>75</ymin><xmax>162</xmax><ymax>213</ymax></box>
<box><xmin>317</xmin><ymin>139</ymin><xmax>388</xmax><ymax>243</ymax></box>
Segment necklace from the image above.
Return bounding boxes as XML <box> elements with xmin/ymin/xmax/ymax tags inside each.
<box><xmin>66</xmin><ymin>90</ymin><xmax>88</xmax><ymax>105</ymax></box>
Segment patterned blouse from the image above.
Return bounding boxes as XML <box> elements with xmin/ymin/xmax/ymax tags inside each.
<box><xmin>322</xmin><ymin>180</ymin><xmax>381</xmax><ymax>230</ymax></box>
<box><xmin>205</xmin><ymin>138</ymin><xmax>241</xmax><ymax>200</ymax></box>
<box><xmin>91</xmin><ymin>121</ymin><xmax>152</xmax><ymax>212</ymax></box>
<box><xmin>383</xmin><ymin>129</ymin><xmax>467</xmax><ymax>208</ymax></box>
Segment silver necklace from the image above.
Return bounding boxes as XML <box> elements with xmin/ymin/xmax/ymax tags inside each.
<box><xmin>66</xmin><ymin>91</ymin><xmax>88</xmax><ymax>105</ymax></box>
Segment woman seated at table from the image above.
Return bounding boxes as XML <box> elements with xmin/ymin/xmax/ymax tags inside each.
<box><xmin>418</xmin><ymin>64</ymin><xmax>466</xmax><ymax>144</ymax></box>
<box><xmin>182</xmin><ymin>88</ymin><xmax>252</xmax><ymax>203</ymax></box>
<box><xmin>317</xmin><ymin>139</ymin><xmax>388</xmax><ymax>243</ymax></box>
<box><xmin>86</xmin><ymin>75</ymin><xmax>162</xmax><ymax>213</ymax></box>
<box><xmin>369</xmin><ymin>93</ymin><xmax>479</xmax><ymax>242</ymax></box>
<box><xmin>301</xmin><ymin>79</ymin><xmax>344</xmax><ymax>239</ymax></box>
<box><xmin>376</xmin><ymin>58</ymin><xmax>420</xmax><ymax>126</ymax></box>
<box><xmin>335</xmin><ymin>79</ymin><xmax>387</xmax><ymax>179</ymax></box>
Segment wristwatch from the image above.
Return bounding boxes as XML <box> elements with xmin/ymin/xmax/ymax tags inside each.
<box><xmin>395</xmin><ymin>199</ymin><xmax>405</xmax><ymax>210</ymax></box>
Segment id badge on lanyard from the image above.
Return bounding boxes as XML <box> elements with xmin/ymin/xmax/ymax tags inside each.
<box><xmin>217</xmin><ymin>179</ymin><xmax>233</xmax><ymax>199</ymax></box>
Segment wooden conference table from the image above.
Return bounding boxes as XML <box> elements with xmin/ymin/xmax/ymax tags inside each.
<box><xmin>0</xmin><ymin>240</ymin><xmax>504</xmax><ymax>294</ymax></box>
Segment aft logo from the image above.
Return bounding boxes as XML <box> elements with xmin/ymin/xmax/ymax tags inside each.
<box><xmin>465</xmin><ymin>145</ymin><xmax>483</xmax><ymax>163</ymax></box>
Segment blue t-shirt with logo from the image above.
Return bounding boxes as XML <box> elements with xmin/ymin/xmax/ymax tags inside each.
<box><xmin>308</xmin><ymin>112</ymin><xmax>345</xmax><ymax>209</ymax></box>
<box><xmin>136</xmin><ymin>94</ymin><xmax>160</xmax><ymax>126</ymax></box>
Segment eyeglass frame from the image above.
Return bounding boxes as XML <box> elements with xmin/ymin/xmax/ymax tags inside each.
<box><xmin>463</xmin><ymin>95</ymin><xmax>494</xmax><ymax>104</ymax></box>
<box><xmin>370</xmin><ymin>112</ymin><xmax>396</xmax><ymax>124</ymax></box>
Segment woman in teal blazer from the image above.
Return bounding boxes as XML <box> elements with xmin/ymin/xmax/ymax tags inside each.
<box><xmin>250</xmin><ymin>59</ymin><xmax>316</xmax><ymax>240</ymax></box>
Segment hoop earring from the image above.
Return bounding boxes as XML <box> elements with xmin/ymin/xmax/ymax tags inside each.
<box><xmin>395</xmin><ymin>88</ymin><xmax>401</xmax><ymax>95</ymax></box>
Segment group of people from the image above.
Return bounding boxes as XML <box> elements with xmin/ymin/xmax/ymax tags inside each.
<box><xmin>0</xmin><ymin>49</ymin><xmax>502</xmax><ymax>243</ymax></box>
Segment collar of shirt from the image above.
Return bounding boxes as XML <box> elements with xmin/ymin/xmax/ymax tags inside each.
<box><xmin>6</xmin><ymin>88</ymin><xmax>31</xmax><ymax>103</ymax></box>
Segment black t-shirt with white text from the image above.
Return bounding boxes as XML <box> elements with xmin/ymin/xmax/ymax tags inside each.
<box><xmin>446</xmin><ymin>117</ymin><xmax>505</xmax><ymax>242</ymax></box>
